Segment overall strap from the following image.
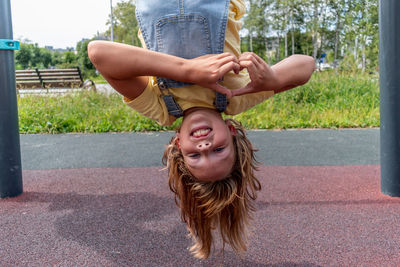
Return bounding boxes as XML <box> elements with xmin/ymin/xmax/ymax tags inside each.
<box><xmin>214</xmin><ymin>92</ymin><xmax>228</xmax><ymax>113</ymax></box>
<box><xmin>159</xmin><ymin>82</ymin><xmax>227</xmax><ymax>118</ymax></box>
<box><xmin>159</xmin><ymin>82</ymin><xmax>184</xmax><ymax>118</ymax></box>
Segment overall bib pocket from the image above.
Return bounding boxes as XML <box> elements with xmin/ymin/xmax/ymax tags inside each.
<box><xmin>156</xmin><ymin>14</ymin><xmax>212</xmax><ymax>59</ymax></box>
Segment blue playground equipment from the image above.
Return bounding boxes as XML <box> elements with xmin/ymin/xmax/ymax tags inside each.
<box><xmin>379</xmin><ymin>0</ymin><xmax>400</xmax><ymax>196</ymax></box>
<box><xmin>0</xmin><ymin>0</ymin><xmax>23</xmax><ymax>198</ymax></box>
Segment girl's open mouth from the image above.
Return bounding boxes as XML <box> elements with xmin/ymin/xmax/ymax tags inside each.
<box><xmin>191</xmin><ymin>127</ymin><xmax>212</xmax><ymax>138</ymax></box>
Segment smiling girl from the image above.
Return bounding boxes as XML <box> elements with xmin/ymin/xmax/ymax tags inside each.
<box><xmin>88</xmin><ymin>0</ymin><xmax>315</xmax><ymax>259</ymax></box>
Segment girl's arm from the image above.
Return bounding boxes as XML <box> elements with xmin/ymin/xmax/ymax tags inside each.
<box><xmin>88</xmin><ymin>41</ymin><xmax>240</xmax><ymax>99</ymax></box>
<box><xmin>231</xmin><ymin>53</ymin><xmax>315</xmax><ymax>97</ymax></box>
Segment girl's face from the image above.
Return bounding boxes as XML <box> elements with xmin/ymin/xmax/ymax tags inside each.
<box><xmin>177</xmin><ymin>108</ymin><xmax>236</xmax><ymax>182</ymax></box>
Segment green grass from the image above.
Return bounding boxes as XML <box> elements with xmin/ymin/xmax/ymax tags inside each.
<box><xmin>18</xmin><ymin>71</ymin><xmax>379</xmax><ymax>133</ymax></box>
<box><xmin>89</xmin><ymin>75</ymin><xmax>108</xmax><ymax>84</ymax></box>
<box><xmin>18</xmin><ymin>91</ymin><xmax>181</xmax><ymax>134</ymax></box>
<box><xmin>234</xmin><ymin>70</ymin><xmax>379</xmax><ymax>129</ymax></box>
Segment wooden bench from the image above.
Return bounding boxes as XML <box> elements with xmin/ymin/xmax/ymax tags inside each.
<box><xmin>16</xmin><ymin>67</ymin><xmax>95</xmax><ymax>92</ymax></box>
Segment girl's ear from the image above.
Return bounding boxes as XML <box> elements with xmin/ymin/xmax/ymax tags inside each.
<box><xmin>175</xmin><ymin>134</ymin><xmax>181</xmax><ymax>150</ymax></box>
<box><xmin>225</xmin><ymin>120</ymin><xmax>237</xmax><ymax>136</ymax></box>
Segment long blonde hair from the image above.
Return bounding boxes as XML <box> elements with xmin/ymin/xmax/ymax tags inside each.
<box><xmin>162</xmin><ymin>118</ymin><xmax>261</xmax><ymax>259</ymax></box>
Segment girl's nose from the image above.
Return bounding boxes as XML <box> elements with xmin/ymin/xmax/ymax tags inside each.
<box><xmin>197</xmin><ymin>141</ymin><xmax>211</xmax><ymax>150</ymax></box>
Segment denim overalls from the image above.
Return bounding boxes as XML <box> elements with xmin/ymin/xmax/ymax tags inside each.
<box><xmin>136</xmin><ymin>0</ymin><xmax>231</xmax><ymax>118</ymax></box>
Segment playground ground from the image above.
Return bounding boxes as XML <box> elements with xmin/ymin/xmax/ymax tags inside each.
<box><xmin>1</xmin><ymin>128</ymin><xmax>400</xmax><ymax>266</ymax></box>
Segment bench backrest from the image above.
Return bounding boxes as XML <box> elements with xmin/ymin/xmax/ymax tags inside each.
<box><xmin>16</xmin><ymin>67</ymin><xmax>83</xmax><ymax>89</ymax></box>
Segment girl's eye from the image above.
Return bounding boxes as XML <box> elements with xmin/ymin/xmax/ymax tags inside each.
<box><xmin>215</xmin><ymin>147</ymin><xmax>225</xmax><ymax>152</ymax></box>
<box><xmin>188</xmin><ymin>153</ymin><xmax>200</xmax><ymax>158</ymax></box>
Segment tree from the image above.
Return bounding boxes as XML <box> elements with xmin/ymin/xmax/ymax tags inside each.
<box><xmin>105</xmin><ymin>0</ymin><xmax>140</xmax><ymax>46</ymax></box>
<box><xmin>271</xmin><ymin>0</ymin><xmax>287</xmax><ymax>61</ymax></box>
<box><xmin>30</xmin><ymin>44</ymin><xmax>42</xmax><ymax>68</ymax></box>
<box><xmin>76</xmin><ymin>39</ymin><xmax>96</xmax><ymax>78</ymax></box>
<box><xmin>241</xmin><ymin>0</ymin><xmax>379</xmax><ymax>71</ymax></box>
<box><xmin>340</xmin><ymin>0</ymin><xmax>378</xmax><ymax>71</ymax></box>
<box><xmin>328</xmin><ymin>0</ymin><xmax>348</xmax><ymax>67</ymax></box>
<box><xmin>244</xmin><ymin>0</ymin><xmax>270</xmax><ymax>55</ymax></box>
<box><xmin>40</xmin><ymin>49</ymin><xmax>53</xmax><ymax>68</ymax></box>
<box><xmin>97</xmin><ymin>0</ymin><xmax>379</xmax><ymax>71</ymax></box>
<box><xmin>15</xmin><ymin>43</ymin><xmax>53</xmax><ymax>69</ymax></box>
<box><xmin>52</xmin><ymin>52</ymin><xmax>64</xmax><ymax>67</ymax></box>
<box><xmin>15</xmin><ymin>43</ymin><xmax>32</xmax><ymax>69</ymax></box>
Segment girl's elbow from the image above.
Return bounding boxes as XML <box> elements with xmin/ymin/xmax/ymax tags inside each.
<box><xmin>306</xmin><ymin>56</ymin><xmax>316</xmax><ymax>72</ymax></box>
<box><xmin>87</xmin><ymin>41</ymin><xmax>105</xmax><ymax>66</ymax></box>
<box><xmin>299</xmin><ymin>56</ymin><xmax>315</xmax><ymax>85</ymax></box>
<box><xmin>300</xmin><ymin>55</ymin><xmax>316</xmax><ymax>75</ymax></box>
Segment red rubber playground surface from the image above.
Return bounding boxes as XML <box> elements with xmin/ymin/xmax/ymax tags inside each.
<box><xmin>1</xmin><ymin>130</ymin><xmax>400</xmax><ymax>266</ymax></box>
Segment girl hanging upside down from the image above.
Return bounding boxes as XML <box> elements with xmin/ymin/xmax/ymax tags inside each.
<box><xmin>88</xmin><ymin>0</ymin><xmax>315</xmax><ymax>259</ymax></box>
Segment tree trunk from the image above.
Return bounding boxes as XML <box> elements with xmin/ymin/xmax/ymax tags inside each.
<box><xmin>318</xmin><ymin>2</ymin><xmax>327</xmax><ymax>59</ymax></box>
<box><xmin>266</xmin><ymin>39</ymin><xmax>271</xmax><ymax>65</ymax></box>
<box><xmin>291</xmin><ymin>9</ymin><xmax>295</xmax><ymax>55</ymax></box>
<box><xmin>249</xmin><ymin>33</ymin><xmax>253</xmax><ymax>52</ymax></box>
<box><xmin>334</xmin><ymin>12</ymin><xmax>340</xmax><ymax>68</ymax></box>
<box><xmin>285</xmin><ymin>33</ymin><xmax>288</xmax><ymax>58</ymax></box>
<box><xmin>276</xmin><ymin>35</ymin><xmax>281</xmax><ymax>62</ymax></box>
<box><xmin>354</xmin><ymin>36</ymin><xmax>358</xmax><ymax>62</ymax></box>
<box><xmin>285</xmin><ymin>8</ymin><xmax>288</xmax><ymax>58</ymax></box>
<box><xmin>312</xmin><ymin>0</ymin><xmax>319</xmax><ymax>59</ymax></box>
<box><xmin>361</xmin><ymin>40</ymin><xmax>366</xmax><ymax>72</ymax></box>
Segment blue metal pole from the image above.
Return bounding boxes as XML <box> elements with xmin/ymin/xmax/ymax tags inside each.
<box><xmin>0</xmin><ymin>0</ymin><xmax>23</xmax><ymax>198</ymax></box>
<box><xmin>379</xmin><ymin>0</ymin><xmax>400</xmax><ymax>196</ymax></box>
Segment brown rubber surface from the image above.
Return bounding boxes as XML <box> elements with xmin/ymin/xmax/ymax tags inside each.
<box><xmin>1</xmin><ymin>165</ymin><xmax>399</xmax><ymax>266</ymax></box>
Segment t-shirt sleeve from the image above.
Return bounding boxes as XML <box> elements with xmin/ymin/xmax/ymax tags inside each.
<box><xmin>231</xmin><ymin>0</ymin><xmax>246</xmax><ymax>20</ymax></box>
<box><xmin>123</xmin><ymin>78</ymin><xmax>176</xmax><ymax>126</ymax></box>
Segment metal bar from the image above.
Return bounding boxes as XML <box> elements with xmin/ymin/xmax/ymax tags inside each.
<box><xmin>0</xmin><ymin>0</ymin><xmax>23</xmax><ymax>198</ymax></box>
<box><xmin>379</xmin><ymin>0</ymin><xmax>400</xmax><ymax>196</ymax></box>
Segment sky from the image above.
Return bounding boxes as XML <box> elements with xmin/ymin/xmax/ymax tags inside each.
<box><xmin>11</xmin><ymin>0</ymin><xmax>125</xmax><ymax>49</ymax></box>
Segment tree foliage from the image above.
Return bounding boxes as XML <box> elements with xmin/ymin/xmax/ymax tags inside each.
<box><xmin>14</xmin><ymin>39</ymin><xmax>96</xmax><ymax>78</ymax></box>
<box><xmin>15</xmin><ymin>0</ymin><xmax>379</xmax><ymax>75</ymax></box>
<box><xmin>100</xmin><ymin>0</ymin><xmax>379</xmax><ymax>71</ymax></box>
<box><xmin>243</xmin><ymin>0</ymin><xmax>378</xmax><ymax>71</ymax></box>
<box><xmin>105</xmin><ymin>0</ymin><xmax>140</xmax><ymax>46</ymax></box>
<box><xmin>76</xmin><ymin>39</ymin><xmax>96</xmax><ymax>78</ymax></box>
<box><xmin>14</xmin><ymin>43</ymin><xmax>74</xmax><ymax>70</ymax></box>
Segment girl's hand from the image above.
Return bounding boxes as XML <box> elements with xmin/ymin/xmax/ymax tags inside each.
<box><xmin>231</xmin><ymin>52</ymin><xmax>280</xmax><ymax>97</ymax></box>
<box><xmin>185</xmin><ymin>53</ymin><xmax>240</xmax><ymax>98</ymax></box>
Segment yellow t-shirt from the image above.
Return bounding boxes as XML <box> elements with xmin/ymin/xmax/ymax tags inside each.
<box><xmin>124</xmin><ymin>0</ymin><xmax>274</xmax><ymax>126</ymax></box>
